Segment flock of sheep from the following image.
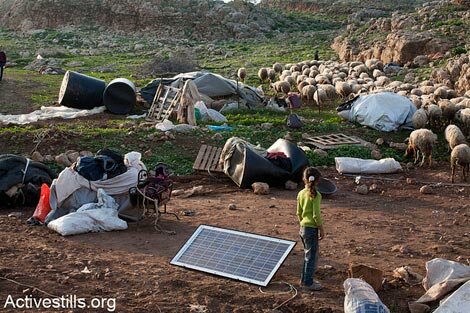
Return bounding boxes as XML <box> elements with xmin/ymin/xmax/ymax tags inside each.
<box><xmin>237</xmin><ymin>57</ymin><xmax>470</xmax><ymax>182</ymax></box>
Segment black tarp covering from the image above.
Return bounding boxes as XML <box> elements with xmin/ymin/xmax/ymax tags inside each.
<box><xmin>225</xmin><ymin>139</ymin><xmax>309</xmax><ymax>188</ymax></box>
<box><xmin>0</xmin><ymin>154</ymin><xmax>56</xmax><ymax>207</ymax></box>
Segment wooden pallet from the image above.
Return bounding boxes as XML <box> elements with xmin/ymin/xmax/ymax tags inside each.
<box><xmin>147</xmin><ymin>84</ymin><xmax>182</xmax><ymax>121</ymax></box>
<box><xmin>193</xmin><ymin>145</ymin><xmax>223</xmax><ymax>172</ymax></box>
<box><xmin>302</xmin><ymin>133</ymin><xmax>368</xmax><ymax>150</ymax></box>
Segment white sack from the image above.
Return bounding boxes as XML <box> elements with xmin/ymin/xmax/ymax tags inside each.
<box><xmin>418</xmin><ymin>258</ymin><xmax>470</xmax><ymax>303</ymax></box>
<box><xmin>0</xmin><ymin>106</ymin><xmax>106</xmax><ymax>125</ymax></box>
<box><xmin>48</xmin><ymin>189</ymin><xmax>127</xmax><ymax>236</ymax></box>
<box><xmin>207</xmin><ymin>109</ymin><xmax>227</xmax><ymax>123</ymax></box>
<box><xmin>155</xmin><ymin>119</ymin><xmax>175</xmax><ymax>131</ymax></box>
<box><xmin>344</xmin><ymin>278</ymin><xmax>390</xmax><ymax>313</ymax></box>
<box><xmin>434</xmin><ymin>280</ymin><xmax>470</xmax><ymax>313</ymax></box>
<box><xmin>335</xmin><ymin>157</ymin><xmax>402</xmax><ymax>174</ymax></box>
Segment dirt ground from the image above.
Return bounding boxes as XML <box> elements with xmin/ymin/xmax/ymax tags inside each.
<box><xmin>1</xmin><ymin>163</ymin><xmax>469</xmax><ymax>312</ymax></box>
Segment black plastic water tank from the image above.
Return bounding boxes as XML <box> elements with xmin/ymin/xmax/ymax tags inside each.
<box><xmin>58</xmin><ymin>71</ymin><xmax>106</xmax><ymax>109</ymax></box>
<box><xmin>103</xmin><ymin>78</ymin><xmax>136</xmax><ymax>115</ymax></box>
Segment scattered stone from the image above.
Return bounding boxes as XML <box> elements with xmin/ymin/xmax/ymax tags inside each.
<box><xmin>171</xmin><ymin>189</ymin><xmax>185</xmax><ymax>197</ymax></box>
<box><xmin>66</xmin><ymin>151</ymin><xmax>80</xmax><ymax>163</ymax></box>
<box><xmin>31</xmin><ymin>151</ymin><xmax>44</xmax><ymax>162</ymax></box>
<box><xmin>369</xmin><ymin>183</ymin><xmax>379</xmax><ymax>192</ymax></box>
<box><xmin>260</xmin><ymin>122</ymin><xmax>273</xmax><ymax>130</ymax></box>
<box><xmin>164</xmin><ymin>131</ymin><xmax>175</xmax><ymax>140</ymax></box>
<box><xmin>349</xmin><ymin>263</ymin><xmax>383</xmax><ymax>292</ymax></box>
<box><xmin>284</xmin><ymin>132</ymin><xmax>294</xmax><ymax>141</ymax></box>
<box><xmin>406</xmin><ymin>178</ymin><xmax>416</xmax><ymax>184</ymax></box>
<box><xmin>355</xmin><ymin>185</ymin><xmax>369</xmax><ymax>195</ymax></box>
<box><xmin>408</xmin><ymin>302</ymin><xmax>430</xmax><ymax>313</ymax></box>
<box><xmin>55</xmin><ymin>153</ymin><xmax>72</xmax><ymax>167</ymax></box>
<box><xmin>376</xmin><ymin>138</ymin><xmax>384</xmax><ymax>145</ymax></box>
<box><xmin>430</xmin><ymin>244</ymin><xmax>454</xmax><ymax>253</ymax></box>
<box><xmin>228</xmin><ymin>203</ymin><xmax>237</xmax><ymax>210</ymax></box>
<box><xmin>44</xmin><ymin>155</ymin><xmax>54</xmax><ymax>162</ymax></box>
<box><xmin>371</xmin><ymin>149</ymin><xmax>382</xmax><ymax>160</ymax></box>
<box><xmin>420</xmin><ymin>185</ymin><xmax>433</xmax><ymax>194</ymax></box>
<box><xmin>393</xmin><ymin>266</ymin><xmax>423</xmax><ymax>285</ymax></box>
<box><xmin>313</xmin><ymin>149</ymin><xmax>328</xmax><ymax>157</ymax></box>
<box><xmin>211</xmin><ymin>133</ymin><xmax>223</xmax><ymax>140</ymax></box>
<box><xmin>252</xmin><ymin>182</ymin><xmax>270</xmax><ymax>195</ymax></box>
<box><xmin>8</xmin><ymin>212</ymin><xmax>23</xmax><ymax>218</ymax></box>
<box><xmin>284</xmin><ymin>180</ymin><xmax>298</xmax><ymax>190</ymax></box>
<box><xmin>390</xmin><ymin>142</ymin><xmax>408</xmax><ymax>151</ymax></box>
<box><xmin>147</xmin><ymin>134</ymin><xmax>155</xmax><ymax>141</ymax></box>
<box><xmin>79</xmin><ymin>151</ymin><xmax>93</xmax><ymax>157</ymax></box>
<box><xmin>144</xmin><ymin>149</ymin><xmax>153</xmax><ymax>158</ymax></box>
<box><xmin>391</xmin><ymin>244</ymin><xmax>410</xmax><ymax>254</ymax></box>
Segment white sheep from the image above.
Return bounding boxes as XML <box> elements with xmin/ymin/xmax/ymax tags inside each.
<box><xmin>445</xmin><ymin>125</ymin><xmax>467</xmax><ymax>151</ymax></box>
<box><xmin>438</xmin><ymin>99</ymin><xmax>457</xmax><ymax>124</ymax></box>
<box><xmin>314</xmin><ymin>88</ymin><xmax>327</xmax><ymax>113</ymax></box>
<box><xmin>258</xmin><ymin>68</ymin><xmax>268</xmax><ymax>82</ymax></box>
<box><xmin>405</xmin><ymin>128</ymin><xmax>437</xmax><ymax>167</ymax></box>
<box><xmin>335</xmin><ymin>81</ymin><xmax>352</xmax><ymax>99</ymax></box>
<box><xmin>267</xmin><ymin>68</ymin><xmax>276</xmax><ymax>82</ymax></box>
<box><xmin>273</xmin><ymin>63</ymin><xmax>283</xmax><ymax>73</ymax></box>
<box><xmin>237</xmin><ymin>68</ymin><xmax>246</xmax><ymax>83</ymax></box>
<box><xmin>450</xmin><ymin>144</ymin><xmax>470</xmax><ymax>183</ymax></box>
<box><xmin>271</xmin><ymin>81</ymin><xmax>290</xmax><ymax>95</ymax></box>
<box><xmin>301</xmin><ymin>85</ymin><xmax>317</xmax><ymax>107</ymax></box>
<box><xmin>455</xmin><ymin>108</ymin><xmax>470</xmax><ymax>134</ymax></box>
<box><xmin>425</xmin><ymin>104</ymin><xmax>442</xmax><ymax>129</ymax></box>
<box><xmin>412</xmin><ymin>108</ymin><xmax>428</xmax><ymax>129</ymax></box>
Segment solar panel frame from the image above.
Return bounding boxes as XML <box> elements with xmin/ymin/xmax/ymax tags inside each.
<box><xmin>170</xmin><ymin>225</ymin><xmax>296</xmax><ymax>286</ymax></box>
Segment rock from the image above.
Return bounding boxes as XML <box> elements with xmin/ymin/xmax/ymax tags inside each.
<box><xmin>355</xmin><ymin>185</ymin><xmax>369</xmax><ymax>195</ymax></box>
<box><xmin>376</xmin><ymin>138</ymin><xmax>384</xmax><ymax>145</ymax></box>
<box><xmin>147</xmin><ymin>134</ymin><xmax>155</xmax><ymax>141</ymax></box>
<box><xmin>430</xmin><ymin>244</ymin><xmax>454</xmax><ymax>253</ymax></box>
<box><xmin>228</xmin><ymin>203</ymin><xmax>237</xmax><ymax>210</ymax></box>
<box><xmin>313</xmin><ymin>149</ymin><xmax>328</xmax><ymax>157</ymax></box>
<box><xmin>369</xmin><ymin>183</ymin><xmax>379</xmax><ymax>192</ymax></box>
<box><xmin>252</xmin><ymin>182</ymin><xmax>270</xmax><ymax>195</ymax></box>
<box><xmin>413</xmin><ymin>55</ymin><xmax>429</xmax><ymax>67</ymax></box>
<box><xmin>171</xmin><ymin>189</ymin><xmax>185</xmax><ymax>197</ymax></box>
<box><xmin>144</xmin><ymin>149</ymin><xmax>152</xmax><ymax>158</ymax></box>
<box><xmin>389</xmin><ymin>142</ymin><xmax>408</xmax><ymax>151</ymax></box>
<box><xmin>349</xmin><ymin>263</ymin><xmax>383</xmax><ymax>292</ymax></box>
<box><xmin>66</xmin><ymin>151</ymin><xmax>80</xmax><ymax>163</ymax></box>
<box><xmin>79</xmin><ymin>150</ymin><xmax>93</xmax><ymax>157</ymax></box>
<box><xmin>55</xmin><ymin>153</ymin><xmax>72</xmax><ymax>167</ymax></box>
<box><xmin>31</xmin><ymin>151</ymin><xmax>44</xmax><ymax>162</ymax></box>
<box><xmin>284</xmin><ymin>180</ymin><xmax>298</xmax><ymax>190</ymax></box>
<box><xmin>260</xmin><ymin>122</ymin><xmax>273</xmax><ymax>130</ymax></box>
<box><xmin>420</xmin><ymin>185</ymin><xmax>433</xmax><ymax>194</ymax></box>
<box><xmin>44</xmin><ymin>155</ymin><xmax>54</xmax><ymax>162</ymax></box>
<box><xmin>371</xmin><ymin>149</ymin><xmax>382</xmax><ymax>160</ymax></box>
<box><xmin>8</xmin><ymin>212</ymin><xmax>23</xmax><ymax>218</ymax></box>
<box><xmin>164</xmin><ymin>131</ymin><xmax>175</xmax><ymax>140</ymax></box>
<box><xmin>391</xmin><ymin>244</ymin><xmax>410</xmax><ymax>254</ymax></box>
<box><xmin>284</xmin><ymin>132</ymin><xmax>294</xmax><ymax>141</ymax></box>
<box><xmin>406</xmin><ymin>178</ymin><xmax>416</xmax><ymax>184</ymax></box>
<box><xmin>211</xmin><ymin>133</ymin><xmax>223</xmax><ymax>140</ymax></box>
<box><xmin>408</xmin><ymin>302</ymin><xmax>430</xmax><ymax>313</ymax></box>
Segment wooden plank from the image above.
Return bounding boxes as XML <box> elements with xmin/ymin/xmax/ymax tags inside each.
<box><xmin>210</xmin><ymin>148</ymin><xmax>222</xmax><ymax>171</ymax></box>
<box><xmin>193</xmin><ymin>145</ymin><xmax>208</xmax><ymax>170</ymax></box>
<box><xmin>200</xmin><ymin>146</ymin><xmax>214</xmax><ymax>170</ymax></box>
<box><xmin>206</xmin><ymin>146</ymin><xmax>218</xmax><ymax>171</ymax></box>
<box><xmin>156</xmin><ymin>88</ymin><xmax>171</xmax><ymax>120</ymax></box>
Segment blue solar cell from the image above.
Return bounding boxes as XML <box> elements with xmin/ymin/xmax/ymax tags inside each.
<box><xmin>171</xmin><ymin>225</ymin><xmax>296</xmax><ymax>286</ymax></box>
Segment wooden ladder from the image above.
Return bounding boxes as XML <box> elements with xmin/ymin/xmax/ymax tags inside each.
<box><xmin>147</xmin><ymin>83</ymin><xmax>183</xmax><ymax>121</ymax></box>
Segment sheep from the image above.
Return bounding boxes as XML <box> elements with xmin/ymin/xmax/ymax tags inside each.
<box><xmin>271</xmin><ymin>81</ymin><xmax>290</xmax><ymax>95</ymax></box>
<box><xmin>445</xmin><ymin>125</ymin><xmax>467</xmax><ymax>151</ymax></box>
<box><xmin>335</xmin><ymin>81</ymin><xmax>352</xmax><ymax>99</ymax></box>
<box><xmin>405</xmin><ymin>128</ymin><xmax>437</xmax><ymax>167</ymax></box>
<box><xmin>237</xmin><ymin>68</ymin><xmax>246</xmax><ymax>83</ymax></box>
<box><xmin>273</xmin><ymin>63</ymin><xmax>283</xmax><ymax>73</ymax></box>
<box><xmin>438</xmin><ymin>99</ymin><xmax>457</xmax><ymax>124</ymax></box>
<box><xmin>297</xmin><ymin>81</ymin><xmax>308</xmax><ymax>93</ymax></box>
<box><xmin>258</xmin><ymin>68</ymin><xmax>268</xmax><ymax>82</ymax></box>
<box><xmin>284</xmin><ymin>75</ymin><xmax>295</xmax><ymax>87</ymax></box>
<box><xmin>412</xmin><ymin>108</ymin><xmax>428</xmax><ymax>129</ymax></box>
<box><xmin>296</xmin><ymin>74</ymin><xmax>307</xmax><ymax>85</ymax></box>
<box><xmin>305</xmin><ymin>77</ymin><xmax>316</xmax><ymax>85</ymax></box>
<box><xmin>425</xmin><ymin>104</ymin><xmax>442</xmax><ymax>129</ymax></box>
<box><xmin>455</xmin><ymin>108</ymin><xmax>470</xmax><ymax>134</ymax></box>
<box><xmin>301</xmin><ymin>85</ymin><xmax>316</xmax><ymax>107</ymax></box>
<box><xmin>314</xmin><ymin>88</ymin><xmax>327</xmax><ymax>113</ymax></box>
<box><xmin>267</xmin><ymin>68</ymin><xmax>276</xmax><ymax>82</ymax></box>
<box><xmin>450</xmin><ymin>144</ymin><xmax>470</xmax><ymax>183</ymax></box>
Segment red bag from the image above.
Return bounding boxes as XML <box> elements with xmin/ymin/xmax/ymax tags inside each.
<box><xmin>32</xmin><ymin>184</ymin><xmax>51</xmax><ymax>223</ymax></box>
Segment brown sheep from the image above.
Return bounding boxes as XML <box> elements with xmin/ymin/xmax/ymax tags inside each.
<box><xmin>237</xmin><ymin>68</ymin><xmax>246</xmax><ymax>83</ymax></box>
<box><xmin>258</xmin><ymin>68</ymin><xmax>268</xmax><ymax>82</ymax></box>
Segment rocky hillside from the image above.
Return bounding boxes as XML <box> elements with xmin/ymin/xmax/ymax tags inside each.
<box><xmin>0</xmin><ymin>0</ymin><xmax>282</xmax><ymax>40</ymax></box>
<box><xmin>332</xmin><ymin>0</ymin><xmax>470</xmax><ymax>65</ymax></box>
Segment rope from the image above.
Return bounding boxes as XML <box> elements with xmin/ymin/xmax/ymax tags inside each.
<box><xmin>259</xmin><ymin>281</ymin><xmax>298</xmax><ymax>311</ymax></box>
<box><xmin>21</xmin><ymin>158</ymin><xmax>31</xmax><ymax>185</ymax></box>
<box><xmin>0</xmin><ymin>276</ymin><xmax>60</xmax><ymax>298</ymax></box>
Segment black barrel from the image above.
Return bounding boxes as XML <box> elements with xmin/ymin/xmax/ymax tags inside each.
<box><xmin>103</xmin><ymin>78</ymin><xmax>136</xmax><ymax>115</ymax></box>
<box><xmin>58</xmin><ymin>71</ymin><xmax>106</xmax><ymax>109</ymax></box>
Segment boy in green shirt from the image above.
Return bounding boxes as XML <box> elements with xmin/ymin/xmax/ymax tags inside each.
<box><xmin>297</xmin><ymin>167</ymin><xmax>325</xmax><ymax>291</ymax></box>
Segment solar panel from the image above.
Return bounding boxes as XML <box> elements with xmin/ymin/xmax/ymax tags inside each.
<box><xmin>170</xmin><ymin>225</ymin><xmax>296</xmax><ymax>286</ymax></box>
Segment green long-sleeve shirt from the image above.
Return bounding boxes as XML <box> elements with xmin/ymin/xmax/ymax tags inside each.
<box><xmin>297</xmin><ymin>188</ymin><xmax>323</xmax><ymax>228</ymax></box>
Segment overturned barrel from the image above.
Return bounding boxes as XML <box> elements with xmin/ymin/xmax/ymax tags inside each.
<box><xmin>103</xmin><ymin>78</ymin><xmax>136</xmax><ymax>115</ymax></box>
<box><xmin>58</xmin><ymin>71</ymin><xmax>106</xmax><ymax>109</ymax></box>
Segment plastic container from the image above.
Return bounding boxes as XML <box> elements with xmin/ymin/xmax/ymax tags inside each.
<box><xmin>58</xmin><ymin>71</ymin><xmax>106</xmax><ymax>109</ymax></box>
<box><xmin>103</xmin><ymin>78</ymin><xmax>136</xmax><ymax>115</ymax></box>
